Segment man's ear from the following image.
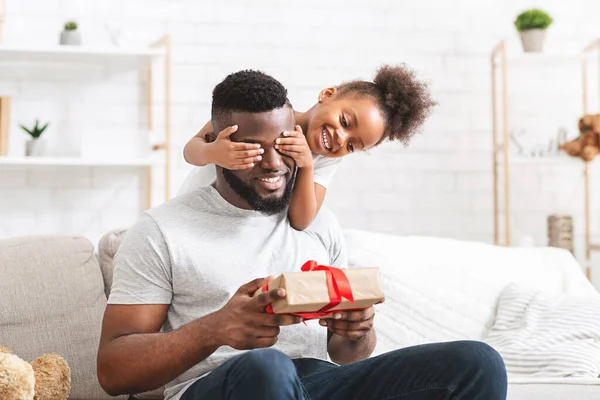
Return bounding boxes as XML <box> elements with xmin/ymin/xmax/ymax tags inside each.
<box><xmin>318</xmin><ymin>87</ymin><xmax>336</xmax><ymax>103</ymax></box>
<box><xmin>205</xmin><ymin>131</ymin><xmax>216</xmax><ymax>143</ymax></box>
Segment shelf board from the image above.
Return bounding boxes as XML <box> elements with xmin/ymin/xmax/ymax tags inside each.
<box><xmin>510</xmin><ymin>52</ymin><xmax>585</xmax><ymax>62</ymax></box>
<box><xmin>493</xmin><ymin>52</ymin><xmax>592</xmax><ymax>67</ymax></box>
<box><xmin>505</xmin><ymin>156</ymin><xmax>581</xmax><ymax>165</ymax></box>
<box><xmin>0</xmin><ymin>156</ymin><xmax>163</xmax><ymax>167</ymax></box>
<box><xmin>0</xmin><ymin>44</ymin><xmax>165</xmax><ymax>65</ymax></box>
<box><xmin>494</xmin><ymin>155</ymin><xmax>600</xmax><ymax>168</ymax></box>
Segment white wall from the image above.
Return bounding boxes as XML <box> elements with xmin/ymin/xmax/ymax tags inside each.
<box><xmin>2</xmin><ymin>0</ymin><xmax>600</xmax><ymax>279</ymax></box>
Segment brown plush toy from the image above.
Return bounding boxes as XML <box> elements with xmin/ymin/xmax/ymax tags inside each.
<box><xmin>0</xmin><ymin>345</ymin><xmax>71</xmax><ymax>400</ymax></box>
<box><xmin>560</xmin><ymin>113</ymin><xmax>600</xmax><ymax>162</ymax></box>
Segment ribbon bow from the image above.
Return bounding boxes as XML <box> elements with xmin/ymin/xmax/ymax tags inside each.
<box><xmin>262</xmin><ymin>260</ymin><xmax>355</xmax><ymax>321</ymax></box>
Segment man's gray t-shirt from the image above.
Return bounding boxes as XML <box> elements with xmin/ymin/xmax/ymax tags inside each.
<box><xmin>107</xmin><ymin>185</ymin><xmax>347</xmax><ymax>400</ymax></box>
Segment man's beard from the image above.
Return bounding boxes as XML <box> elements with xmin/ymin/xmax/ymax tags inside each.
<box><xmin>222</xmin><ymin>168</ymin><xmax>296</xmax><ymax>215</ymax></box>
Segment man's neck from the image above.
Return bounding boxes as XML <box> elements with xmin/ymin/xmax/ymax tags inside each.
<box><xmin>212</xmin><ymin>177</ymin><xmax>252</xmax><ymax>210</ymax></box>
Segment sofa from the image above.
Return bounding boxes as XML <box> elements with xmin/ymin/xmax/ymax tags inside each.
<box><xmin>1</xmin><ymin>228</ymin><xmax>600</xmax><ymax>399</ymax></box>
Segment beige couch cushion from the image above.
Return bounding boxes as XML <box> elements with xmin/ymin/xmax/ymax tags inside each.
<box><xmin>0</xmin><ymin>235</ymin><xmax>127</xmax><ymax>400</ymax></box>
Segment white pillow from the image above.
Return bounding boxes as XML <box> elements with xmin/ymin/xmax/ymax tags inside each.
<box><xmin>343</xmin><ymin>230</ymin><xmax>594</xmax><ymax>356</ymax></box>
<box><xmin>484</xmin><ymin>283</ymin><xmax>600</xmax><ymax>378</ymax></box>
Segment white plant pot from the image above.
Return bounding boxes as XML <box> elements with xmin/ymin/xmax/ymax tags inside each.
<box><xmin>60</xmin><ymin>30</ymin><xmax>81</xmax><ymax>46</ymax></box>
<box><xmin>25</xmin><ymin>138</ymin><xmax>47</xmax><ymax>157</ymax></box>
<box><xmin>519</xmin><ymin>29</ymin><xmax>546</xmax><ymax>53</ymax></box>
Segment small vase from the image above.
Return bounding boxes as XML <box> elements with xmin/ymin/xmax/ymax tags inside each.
<box><xmin>519</xmin><ymin>29</ymin><xmax>546</xmax><ymax>53</ymax></box>
<box><xmin>60</xmin><ymin>30</ymin><xmax>81</xmax><ymax>46</ymax></box>
<box><xmin>25</xmin><ymin>138</ymin><xmax>46</xmax><ymax>157</ymax></box>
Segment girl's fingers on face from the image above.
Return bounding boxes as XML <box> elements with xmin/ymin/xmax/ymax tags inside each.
<box><xmin>275</xmin><ymin>137</ymin><xmax>304</xmax><ymax>146</ymax></box>
<box><xmin>282</xmin><ymin>130</ymin><xmax>300</xmax><ymax>138</ymax></box>
<box><xmin>234</xmin><ymin>149</ymin><xmax>263</xmax><ymax>159</ymax></box>
<box><xmin>240</xmin><ymin>156</ymin><xmax>262</xmax><ymax>164</ymax></box>
<box><xmin>232</xmin><ymin>143</ymin><xmax>262</xmax><ymax>150</ymax></box>
<box><xmin>277</xmin><ymin>149</ymin><xmax>298</xmax><ymax>159</ymax></box>
<box><xmin>277</xmin><ymin>145</ymin><xmax>305</xmax><ymax>153</ymax></box>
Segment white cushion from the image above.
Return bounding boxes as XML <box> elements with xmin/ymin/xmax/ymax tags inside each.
<box><xmin>343</xmin><ymin>230</ymin><xmax>595</xmax><ymax>356</ymax></box>
<box><xmin>508</xmin><ymin>381</ymin><xmax>600</xmax><ymax>400</ymax></box>
<box><xmin>485</xmin><ymin>283</ymin><xmax>600</xmax><ymax>378</ymax></box>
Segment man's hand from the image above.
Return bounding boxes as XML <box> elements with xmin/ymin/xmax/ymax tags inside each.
<box><xmin>274</xmin><ymin>125</ymin><xmax>313</xmax><ymax>168</ymax></box>
<box><xmin>208</xmin><ymin>125</ymin><xmax>264</xmax><ymax>170</ymax></box>
<box><xmin>214</xmin><ymin>277</ymin><xmax>303</xmax><ymax>350</ymax></box>
<box><xmin>319</xmin><ymin>306</ymin><xmax>375</xmax><ymax>341</ymax></box>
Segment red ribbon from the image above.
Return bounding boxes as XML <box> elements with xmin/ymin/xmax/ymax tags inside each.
<box><xmin>261</xmin><ymin>260</ymin><xmax>355</xmax><ymax>320</ymax></box>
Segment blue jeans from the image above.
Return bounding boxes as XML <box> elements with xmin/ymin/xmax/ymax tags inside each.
<box><xmin>180</xmin><ymin>340</ymin><xmax>507</xmax><ymax>400</ymax></box>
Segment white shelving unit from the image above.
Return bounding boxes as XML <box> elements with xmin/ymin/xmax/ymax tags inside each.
<box><xmin>0</xmin><ymin>156</ymin><xmax>164</xmax><ymax>167</ymax></box>
<box><xmin>0</xmin><ymin>35</ymin><xmax>172</xmax><ymax>209</ymax></box>
<box><xmin>502</xmin><ymin>156</ymin><xmax>596</xmax><ymax>165</ymax></box>
<box><xmin>491</xmin><ymin>37</ymin><xmax>600</xmax><ymax>280</ymax></box>
<box><xmin>0</xmin><ymin>44</ymin><xmax>165</xmax><ymax>64</ymax></box>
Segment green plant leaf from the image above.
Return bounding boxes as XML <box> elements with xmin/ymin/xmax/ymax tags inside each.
<box><xmin>514</xmin><ymin>9</ymin><xmax>553</xmax><ymax>32</ymax></box>
<box><xmin>19</xmin><ymin>124</ymin><xmax>34</xmax><ymax>136</ymax></box>
<box><xmin>19</xmin><ymin>120</ymin><xmax>49</xmax><ymax>138</ymax></box>
<box><xmin>64</xmin><ymin>21</ymin><xmax>78</xmax><ymax>31</ymax></box>
<box><xmin>38</xmin><ymin>122</ymin><xmax>49</xmax><ymax>133</ymax></box>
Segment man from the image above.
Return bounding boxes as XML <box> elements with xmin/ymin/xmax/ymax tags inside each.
<box><xmin>97</xmin><ymin>70</ymin><xmax>507</xmax><ymax>400</ymax></box>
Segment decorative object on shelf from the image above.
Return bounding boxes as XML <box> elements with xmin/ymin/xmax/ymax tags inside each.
<box><xmin>559</xmin><ymin>114</ymin><xmax>600</xmax><ymax>162</ymax></box>
<box><xmin>509</xmin><ymin>128</ymin><xmax>526</xmax><ymax>156</ymax></box>
<box><xmin>0</xmin><ymin>96</ymin><xmax>10</xmax><ymax>156</ymax></box>
<box><xmin>556</xmin><ymin>126</ymin><xmax>568</xmax><ymax>147</ymax></box>
<box><xmin>547</xmin><ymin>214</ymin><xmax>574</xmax><ymax>255</ymax></box>
<box><xmin>104</xmin><ymin>23</ymin><xmax>123</xmax><ymax>47</ymax></box>
<box><xmin>60</xmin><ymin>21</ymin><xmax>81</xmax><ymax>46</ymax></box>
<box><xmin>507</xmin><ymin>126</ymin><xmax>571</xmax><ymax>159</ymax></box>
<box><xmin>514</xmin><ymin>9</ymin><xmax>553</xmax><ymax>53</ymax></box>
<box><xmin>20</xmin><ymin>119</ymin><xmax>49</xmax><ymax>157</ymax></box>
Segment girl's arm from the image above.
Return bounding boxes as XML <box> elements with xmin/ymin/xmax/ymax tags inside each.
<box><xmin>287</xmin><ymin>167</ymin><xmax>328</xmax><ymax>231</ymax></box>
<box><xmin>183</xmin><ymin>120</ymin><xmax>263</xmax><ymax>169</ymax></box>
<box><xmin>183</xmin><ymin>120</ymin><xmax>214</xmax><ymax>166</ymax></box>
<box><xmin>275</xmin><ymin>125</ymin><xmax>325</xmax><ymax>231</ymax></box>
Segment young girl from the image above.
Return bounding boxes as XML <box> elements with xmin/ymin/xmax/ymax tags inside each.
<box><xmin>179</xmin><ymin>64</ymin><xmax>436</xmax><ymax>230</ymax></box>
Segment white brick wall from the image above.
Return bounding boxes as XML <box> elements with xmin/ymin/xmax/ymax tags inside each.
<box><xmin>2</xmin><ymin>0</ymin><xmax>600</xmax><ymax>283</ymax></box>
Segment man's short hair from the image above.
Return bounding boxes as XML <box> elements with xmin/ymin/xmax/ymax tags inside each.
<box><xmin>211</xmin><ymin>69</ymin><xmax>292</xmax><ymax>131</ymax></box>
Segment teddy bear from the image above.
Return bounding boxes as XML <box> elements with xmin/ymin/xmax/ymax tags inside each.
<box><xmin>560</xmin><ymin>113</ymin><xmax>600</xmax><ymax>162</ymax></box>
<box><xmin>0</xmin><ymin>345</ymin><xmax>71</xmax><ymax>400</ymax></box>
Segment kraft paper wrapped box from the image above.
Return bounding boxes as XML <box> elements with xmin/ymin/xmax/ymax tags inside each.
<box><xmin>255</xmin><ymin>263</ymin><xmax>385</xmax><ymax>318</ymax></box>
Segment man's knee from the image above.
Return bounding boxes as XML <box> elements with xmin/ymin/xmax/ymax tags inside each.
<box><xmin>452</xmin><ymin>341</ymin><xmax>506</xmax><ymax>376</ymax></box>
<box><xmin>419</xmin><ymin>341</ymin><xmax>507</xmax><ymax>398</ymax></box>
<box><xmin>235</xmin><ymin>348</ymin><xmax>297</xmax><ymax>382</ymax></box>
<box><xmin>446</xmin><ymin>341</ymin><xmax>507</xmax><ymax>398</ymax></box>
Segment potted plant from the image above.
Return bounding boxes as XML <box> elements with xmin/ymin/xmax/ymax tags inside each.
<box><xmin>60</xmin><ymin>20</ymin><xmax>81</xmax><ymax>46</ymax></box>
<box><xmin>514</xmin><ymin>9</ymin><xmax>553</xmax><ymax>52</ymax></box>
<box><xmin>20</xmin><ymin>119</ymin><xmax>49</xmax><ymax>157</ymax></box>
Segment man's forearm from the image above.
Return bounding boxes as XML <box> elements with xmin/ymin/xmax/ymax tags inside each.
<box><xmin>98</xmin><ymin>312</ymin><xmax>221</xmax><ymax>396</ymax></box>
<box><xmin>327</xmin><ymin>329</ymin><xmax>377</xmax><ymax>365</ymax></box>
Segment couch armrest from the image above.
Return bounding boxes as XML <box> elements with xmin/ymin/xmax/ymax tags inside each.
<box><xmin>98</xmin><ymin>229</ymin><xmax>128</xmax><ymax>299</ymax></box>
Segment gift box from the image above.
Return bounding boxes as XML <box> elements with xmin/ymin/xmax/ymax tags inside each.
<box><xmin>255</xmin><ymin>261</ymin><xmax>385</xmax><ymax>319</ymax></box>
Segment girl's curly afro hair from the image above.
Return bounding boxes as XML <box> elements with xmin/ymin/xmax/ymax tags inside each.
<box><xmin>336</xmin><ymin>64</ymin><xmax>437</xmax><ymax>146</ymax></box>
